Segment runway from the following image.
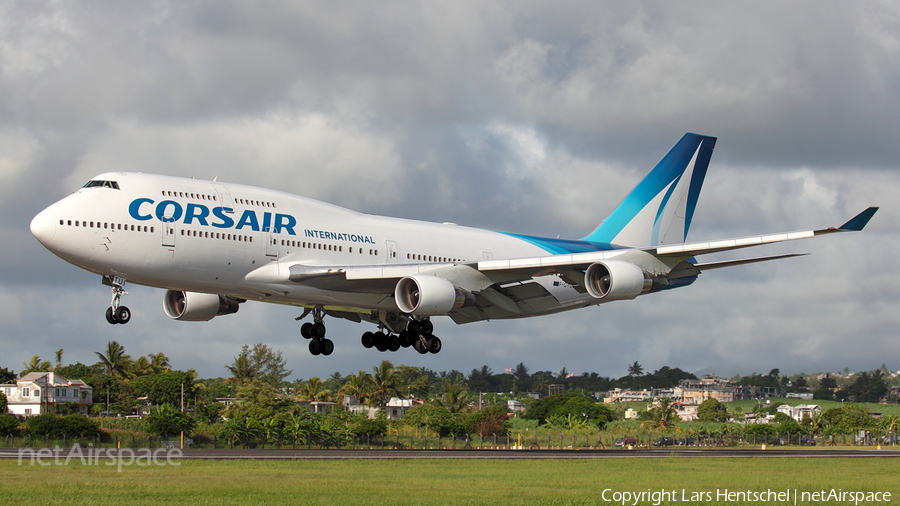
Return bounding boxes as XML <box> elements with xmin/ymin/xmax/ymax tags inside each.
<box><xmin>3</xmin><ymin>447</ymin><xmax>898</xmax><ymax>460</ymax></box>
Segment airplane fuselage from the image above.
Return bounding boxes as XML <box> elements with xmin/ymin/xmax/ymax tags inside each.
<box><xmin>32</xmin><ymin>172</ymin><xmax>609</xmax><ymax>315</ymax></box>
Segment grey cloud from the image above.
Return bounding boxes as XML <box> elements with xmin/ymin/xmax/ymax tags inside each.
<box><xmin>2</xmin><ymin>1</ymin><xmax>898</xmax><ymax>380</ymax></box>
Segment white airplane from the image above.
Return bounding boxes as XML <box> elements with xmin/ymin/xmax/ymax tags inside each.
<box><xmin>30</xmin><ymin>133</ymin><xmax>877</xmax><ymax>357</ymax></box>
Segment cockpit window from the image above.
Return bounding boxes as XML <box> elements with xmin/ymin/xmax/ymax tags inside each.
<box><xmin>82</xmin><ymin>180</ymin><xmax>120</xmax><ymax>189</ymax></box>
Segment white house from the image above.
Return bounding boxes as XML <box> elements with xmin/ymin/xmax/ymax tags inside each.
<box><xmin>776</xmin><ymin>404</ymin><xmax>821</xmax><ymax>422</ymax></box>
<box><xmin>1</xmin><ymin>372</ymin><xmax>93</xmax><ymax>416</ymax></box>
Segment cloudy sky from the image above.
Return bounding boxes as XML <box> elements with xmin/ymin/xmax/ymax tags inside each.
<box><xmin>3</xmin><ymin>1</ymin><xmax>898</xmax><ymax>383</ymax></box>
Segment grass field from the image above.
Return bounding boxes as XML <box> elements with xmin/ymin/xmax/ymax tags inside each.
<box><xmin>1</xmin><ymin>457</ymin><xmax>896</xmax><ymax>505</ymax></box>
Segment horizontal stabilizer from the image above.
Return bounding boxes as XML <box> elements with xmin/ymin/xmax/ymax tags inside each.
<box><xmin>693</xmin><ymin>253</ymin><xmax>808</xmax><ymax>271</ymax></box>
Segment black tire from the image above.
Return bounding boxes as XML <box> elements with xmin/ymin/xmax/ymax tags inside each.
<box><xmin>361</xmin><ymin>332</ymin><xmax>375</xmax><ymax>348</ymax></box>
<box><xmin>312</xmin><ymin>322</ymin><xmax>326</xmax><ymax>338</ymax></box>
<box><xmin>398</xmin><ymin>330</ymin><xmax>413</xmax><ymax>347</ymax></box>
<box><xmin>414</xmin><ymin>339</ymin><xmax>428</xmax><ymax>354</ymax></box>
<box><xmin>105</xmin><ymin>307</ymin><xmax>118</xmax><ymax>324</ymax></box>
<box><xmin>320</xmin><ymin>339</ymin><xmax>334</xmax><ymax>356</ymax></box>
<box><xmin>427</xmin><ymin>335</ymin><xmax>442</xmax><ymax>354</ymax></box>
<box><xmin>300</xmin><ymin>322</ymin><xmax>313</xmax><ymax>339</ymax></box>
<box><xmin>387</xmin><ymin>335</ymin><xmax>400</xmax><ymax>352</ymax></box>
<box><xmin>116</xmin><ymin>306</ymin><xmax>131</xmax><ymax>324</ymax></box>
<box><xmin>421</xmin><ymin>319</ymin><xmax>433</xmax><ymax>335</ymax></box>
<box><xmin>375</xmin><ymin>333</ymin><xmax>389</xmax><ymax>352</ymax></box>
<box><xmin>309</xmin><ymin>340</ymin><xmax>321</xmax><ymax>356</ymax></box>
<box><xmin>407</xmin><ymin>320</ymin><xmax>419</xmax><ymax>333</ymax></box>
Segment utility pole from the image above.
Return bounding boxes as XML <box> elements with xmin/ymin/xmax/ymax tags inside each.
<box><xmin>181</xmin><ymin>383</ymin><xmax>184</xmax><ymax>412</ymax></box>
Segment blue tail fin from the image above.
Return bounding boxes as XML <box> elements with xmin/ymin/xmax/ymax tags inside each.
<box><xmin>581</xmin><ymin>133</ymin><xmax>716</xmax><ymax>248</ymax></box>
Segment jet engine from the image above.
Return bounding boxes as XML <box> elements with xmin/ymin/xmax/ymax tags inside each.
<box><xmin>394</xmin><ymin>275</ymin><xmax>474</xmax><ymax>315</ymax></box>
<box><xmin>584</xmin><ymin>260</ymin><xmax>652</xmax><ymax>300</ymax></box>
<box><xmin>163</xmin><ymin>290</ymin><xmax>241</xmax><ymax>321</ymax></box>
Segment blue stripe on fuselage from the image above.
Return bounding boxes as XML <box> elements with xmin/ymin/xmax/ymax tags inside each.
<box><xmin>499</xmin><ymin>232</ymin><xmax>618</xmax><ymax>254</ymax></box>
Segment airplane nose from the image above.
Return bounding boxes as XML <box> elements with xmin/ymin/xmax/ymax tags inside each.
<box><xmin>31</xmin><ymin>207</ymin><xmax>58</xmax><ymax>246</ymax></box>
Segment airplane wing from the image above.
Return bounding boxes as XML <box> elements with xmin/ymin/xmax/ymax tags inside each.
<box><xmin>274</xmin><ymin>207</ymin><xmax>877</xmax><ymax>320</ymax></box>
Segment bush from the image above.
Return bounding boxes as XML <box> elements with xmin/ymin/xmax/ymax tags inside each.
<box><xmin>524</xmin><ymin>393</ymin><xmax>614</xmax><ymax>428</ymax></box>
<box><xmin>146</xmin><ymin>403</ymin><xmax>196</xmax><ymax>437</ymax></box>
<box><xmin>0</xmin><ymin>413</ymin><xmax>20</xmax><ymax>437</ymax></box>
<box><xmin>466</xmin><ymin>406</ymin><xmax>509</xmax><ymax>437</ymax></box>
<box><xmin>25</xmin><ymin>413</ymin><xmax>100</xmax><ymax>438</ymax></box>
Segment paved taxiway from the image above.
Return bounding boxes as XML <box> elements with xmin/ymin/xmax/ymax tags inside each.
<box><xmin>3</xmin><ymin>447</ymin><xmax>898</xmax><ymax>460</ymax></box>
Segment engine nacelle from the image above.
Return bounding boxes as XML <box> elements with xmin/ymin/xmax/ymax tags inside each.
<box><xmin>394</xmin><ymin>275</ymin><xmax>474</xmax><ymax>315</ymax></box>
<box><xmin>584</xmin><ymin>260</ymin><xmax>652</xmax><ymax>300</ymax></box>
<box><xmin>163</xmin><ymin>290</ymin><xmax>241</xmax><ymax>321</ymax></box>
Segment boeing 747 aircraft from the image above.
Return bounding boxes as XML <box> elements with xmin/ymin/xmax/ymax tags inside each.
<box><xmin>30</xmin><ymin>134</ymin><xmax>877</xmax><ymax>357</ymax></box>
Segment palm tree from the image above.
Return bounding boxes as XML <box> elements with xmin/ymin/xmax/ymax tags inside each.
<box><xmin>130</xmin><ymin>356</ymin><xmax>154</xmax><ymax>377</ymax></box>
<box><xmin>434</xmin><ymin>383</ymin><xmax>470</xmax><ymax>413</ymax></box>
<box><xmin>149</xmin><ymin>353</ymin><xmax>171</xmax><ymax>374</ymax></box>
<box><xmin>339</xmin><ymin>370</ymin><xmax>375</xmax><ymax>406</ymax></box>
<box><xmin>372</xmin><ymin>360</ymin><xmax>399</xmax><ymax>405</ymax></box>
<box><xmin>22</xmin><ymin>355</ymin><xmax>52</xmax><ymax>376</ymax></box>
<box><xmin>299</xmin><ymin>377</ymin><xmax>331</xmax><ymax>402</ymax></box>
<box><xmin>55</xmin><ymin>349</ymin><xmax>64</xmax><ymax>371</ymax></box>
<box><xmin>627</xmin><ymin>361</ymin><xmax>644</xmax><ymax>387</ymax></box>
<box><xmin>95</xmin><ymin>341</ymin><xmax>131</xmax><ymax>379</ymax></box>
<box><xmin>641</xmin><ymin>397</ymin><xmax>679</xmax><ymax>430</ymax></box>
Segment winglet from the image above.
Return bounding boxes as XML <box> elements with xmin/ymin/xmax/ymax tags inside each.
<box><xmin>839</xmin><ymin>207</ymin><xmax>878</xmax><ymax>231</ymax></box>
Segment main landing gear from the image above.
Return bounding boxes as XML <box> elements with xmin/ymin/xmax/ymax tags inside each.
<box><xmin>103</xmin><ymin>275</ymin><xmax>131</xmax><ymax>325</ymax></box>
<box><xmin>360</xmin><ymin>319</ymin><xmax>441</xmax><ymax>354</ymax></box>
<box><xmin>299</xmin><ymin>308</ymin><xmax>334</xmax><ymax>356</ymax></box>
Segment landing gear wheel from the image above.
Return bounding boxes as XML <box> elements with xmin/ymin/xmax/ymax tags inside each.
<box><xmin>414</xmin><ymin>339</ymin><xmax>428</xmax><ymax>354</ymax></box>
<box><xmin>300</xmin><ymin>322</ymin><xmax>314</xmax><ymax>339</ymax></box>
<box><xmin>309</xmin><ymin>340</ymin><xmax>321</xmax><ymax>356</ymax></box>
<box><xmin>115</xmin><ymin>306</ymin><xmax>131</xmax><ymax>325</ymax></box>
<box><xmin>421</xmin><ymin>319</ymin><xmax>433</xmax><ymax>335</ymax></box>
<box><xmin>361</xmin><ymin>332</ymin><xmax>375</xmax><ymax>348</ymax></box>
<box><xmin>105</xmin><ymin>307</ymin><xmax>118</xmax><ymax>324</ymax></box>
<box><xmin>311</xmin><ymin>322</ymin><xmax>326</xmax><ymax>338</ymax></box>
<box><xmin>426</xmin><ymin>335</ymin><xmax>442</xmax><ymax>354</ymax></box>
<box><xmin>399</xmin><ymin>330</ymin><xmax>413</xmax><ymax>348</ymax></box>
<box><xmin>319</xmin><ymin>339</ymin><xmax>334</xmax><ymax>356</ymax></box>
<box><xmin>375</xmin><ymin>332</ymin><xmax>389</xmax><ymax>352</ymax></box>
<box><xmin>387</xmin><ymin>335</ymin><xmax>401</xmax><ymax>352</ymax></box>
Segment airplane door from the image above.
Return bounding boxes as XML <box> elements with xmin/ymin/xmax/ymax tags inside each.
<box><xmin>266</xmin><ymin>231</ymin><xmax>278</xmax><ymax>257</ymax></box>
<box><xmin>161</xmin><ymin>208</ymin><xmax>176</xmax><ymax>247</ymax></box>
<box><xmin>211</xmin><ymin>182</ymin><xmax>234</xmax><ymax>212</ymax></box>
<box><xmin>386</xmin><ymin>240</ymin><xmax>399</xmax><ymax>263</ymax></box>
<box><xmin>162</xmin><ymin>221</ymin><xmax>176</xmax><ymax>247</ymax></box>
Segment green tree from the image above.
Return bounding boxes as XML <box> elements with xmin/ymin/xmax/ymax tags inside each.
<box><xmin>434</xmin><ymin>383</ymin><xmax>470</xmax><ymax>414</ymax></box>
<box><xmin>641</xmin><ymin>397</ymin><xmax>679</xmax><ymax>430</ymax></box>
<box><xmin>338</xmin><ymin>371</ymin><xmax>375</xmax><ymax>406</ymax></box>
<box><xmin>94</xmin><ymin>341</ymin><xmax>131</xmax><ymax>379</ymax></box>
<box><xmin>54</xmin><ymin>349</ymin><xmax>64</xmax><ymax>371</ymax></box>
<box><xmin>404</xmin><ymin>404</ymin><xmax>451</xmax><ymax>435</ymax></box>
<box><xmin>299</xmin><ymin>377</ymin><xmax>331</xmax><ymax>402</ymax></box>
<box><xmin>627</xmin><ymin>361</ymin><xmax>644</xmax><ymax>387</ymax></box>
<box><xmin>372</xmin><ymin>360</ymin><xmax>399</xmax><ymax>404</ymax></box>
<box><xmin>0</xmin><ymin>412</ymin><xmax>19</xmax><ymax>436</ymax></box>
<box><xmin>21</xmin><ymin>355</ymin><xmax>52</xmax><ymax>376</ymax></box>
<box><xmin>467</xmin><ymin>405</ymin><xmax>509</xmax><ymax>437</ymax></box>
<box><xmin>226</xmin><ymin>343</ymin><xmax>292</xmax><ymax>387</ymax></box>
<box><xmin>697</xmin><ymin>398</ymin><xmax>729</xmax><ymax>422</ymax></box>
<box><xmin>0</xmin><ymin>367</ymin><xmax>15</xmax><ymax>384</ymax></box>
<box><xmin>513</xmin><ymin>362</ymin><xmax>530</xmax><ymax>392</ymax></box>
<box><xmin>57</xmin><ymin>363</ymin><xmax>98</xmax><ymax>381</ymax></box>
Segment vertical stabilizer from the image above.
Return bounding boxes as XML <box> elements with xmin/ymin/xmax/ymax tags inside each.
<box><xmin>581</xmin><ymin>133</ymin><xmax>716</xmax><ymax>248</ymax></box>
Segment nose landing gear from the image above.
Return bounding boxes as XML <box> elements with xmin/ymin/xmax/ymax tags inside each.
<box><xmin>103</xmin><ymin>275</ymin><xmax>131</xmax><ymax>324</ymax></box>
<box><xmin>299</xmin><ymin>308</ymin><xmax>333</xmax><ymax>356</ymax></box>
